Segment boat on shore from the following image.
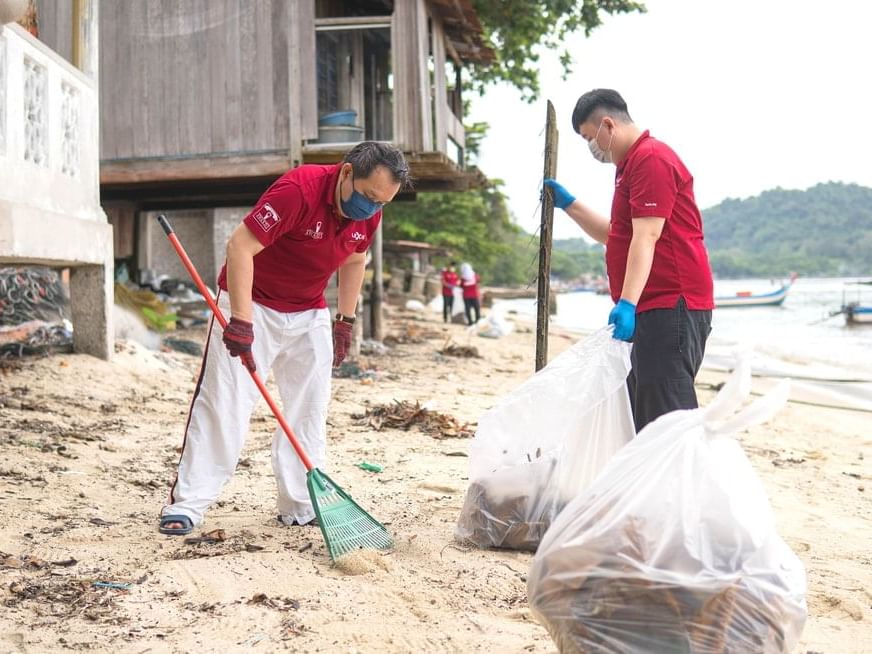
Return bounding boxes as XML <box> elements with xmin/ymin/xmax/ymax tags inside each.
<box><xmin>844</xmin><ymin>303</ymin><xmax>872</xmax><ymax>325</ymax></box>
<box><xmin>841</xmin><ymin>282</ymin><xmax>872</xmax><ymax>325</ymax></box>
<box><xmin>715</xmin><ymin>273</ymin><xmax>797</xmax><ymax>308</ymax></box>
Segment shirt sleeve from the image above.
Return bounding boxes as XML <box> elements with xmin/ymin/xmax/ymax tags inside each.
<box><xmin>627</xmin><ymin>149</ymin><xmax>678</xmax><ymax>220</ymax></box>
<box><xmin>243</xmin><ymin>181</ymin><xmax>307</xmax><ymax>248</ymax></box>
<box><xmin>356</xmin><ymin>211</ymin><xmax>382</xmax><ymax>253</ymax></box>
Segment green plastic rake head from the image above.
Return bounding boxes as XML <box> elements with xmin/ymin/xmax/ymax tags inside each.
<box><xmin>308</xmin><ymin>469</ymin><xmax>393</xmax><ymax>561</ymax></box>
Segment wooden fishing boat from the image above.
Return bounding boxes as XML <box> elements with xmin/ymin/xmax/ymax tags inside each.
<box><xmin>844</xmin><ymin>303</ymin><xmax>872</xmax><ymax>325</ymax></box>
<box><xmin>715</xmin><ymin>273</ymin><xmax>797</xmax><ymax>308</ymax></box>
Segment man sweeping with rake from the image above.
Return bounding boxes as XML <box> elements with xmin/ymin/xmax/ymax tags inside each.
<box><xmin>159</xmin><ymin>142</ymin><xmax>409</xmax><ymax>537</ymax></box>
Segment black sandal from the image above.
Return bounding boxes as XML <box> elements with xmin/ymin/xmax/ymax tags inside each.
<box><xmin>158</xmin><ymin>514</ymin><xmax>194</xmax><ymax>535</ymax></box>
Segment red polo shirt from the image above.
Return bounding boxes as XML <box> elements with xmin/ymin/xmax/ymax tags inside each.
<box><xmin>461</xmin><ymin>274</ymin><xmax>480</xmax><ymax>300</ymax></box>
<box><xmin>441</xmin><ymin>270</ymin><xmax>458</xmax><ymax>297</ymax></box>
<box><xmin>606</xmin><ymin>130</ymin><xmax>714</xmax><ymax>312</ymax></box>
<box><xmin>217</xmin><ymin>163</ymin><xmax>380</xmax><ymax>313</ymax></box>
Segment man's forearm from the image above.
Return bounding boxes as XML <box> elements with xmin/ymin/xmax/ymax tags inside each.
<box><xmin>620</xmin><ymin>235</ymin><xmax>657</xmax><ymax>304</ymax></box>
<box><xmin>226</xmin><ymin>245</ymin><xmax>255</xmax><ymax>321</ymax></box>
<box><xmin>564</xmin><ymin>201</ymin><xmax>610</xmax><ymax>245</ymax></box>
<box><xmin>337</xmin><ymin>257</ymin><xmax>366</xmax><ymax>316</ymax></box>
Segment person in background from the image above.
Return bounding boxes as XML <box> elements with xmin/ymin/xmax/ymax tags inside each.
<box><xmin>544</xmin><ymin>88</ymin><xmax>713</xmax><ymax>432</ymax></box>
<box><xmin>441</xmin><ymin>261</ymin><xmax>459</xmax><ymax>322</ymax></box>
<box><xmin>460</xmin><ymin>262</ymin><xmax>481</xmax><ymax>325</ymax></box>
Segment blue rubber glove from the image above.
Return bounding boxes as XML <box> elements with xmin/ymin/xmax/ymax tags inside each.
<box><xmin>543</xmin><ymin>178</ymin><xmax>576</xmax><ymax>210</ymax></box>
<box><xmin>608</xmin><ymin>299</ymin><xmax>637</xmax><ymax>341</ymax></box>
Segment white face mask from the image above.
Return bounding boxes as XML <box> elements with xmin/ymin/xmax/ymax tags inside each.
<box><xmin>588</xmin><ymin>120</ymin><xmax>614</xmax><ymax>164</ymax></box>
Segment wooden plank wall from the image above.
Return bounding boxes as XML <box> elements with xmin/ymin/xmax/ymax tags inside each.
<box><xmin>393</xmin><ymin>0</ymin><xmax>433</xmax><ymax>152</ymax></box>
<box><xmin>99</xmin><ymin>0</ymin><xmax>306</xmax><ymax>162</ymax></box>
<box><xmin>34</xmin><ymin>0</ymin><xmax>73</xmax><ymax>64</ymax></box>
<box><xmin>414</xmin><ymin>0</ymin><xmax>433</xmax><ymax>152</ymax></box>
<box><xmin>431</xmin><ymin>14</ymin><xmax>447</xmax><ymax>155</ymax></box>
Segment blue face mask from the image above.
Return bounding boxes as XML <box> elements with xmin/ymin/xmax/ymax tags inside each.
<box><xmin>341</xmin><ymin>171</ymin><xmax>383</xmax><ymax>221</ymax></box>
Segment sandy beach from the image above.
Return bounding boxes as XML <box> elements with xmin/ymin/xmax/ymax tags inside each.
<box><xmin>0</xmin><ymin>305</ymin><xmax>869</xmax><ymax>653</ymax></box>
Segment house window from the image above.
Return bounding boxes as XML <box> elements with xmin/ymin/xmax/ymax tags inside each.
<box><xmin>314</xmin><ymin>20</ymin><xmax>393</xmax><ymax>143</ymax></box>
<box><xmin>23</xmin><ymin>56</ymin><xmax>48</xmax><ymax>166</ymax></box>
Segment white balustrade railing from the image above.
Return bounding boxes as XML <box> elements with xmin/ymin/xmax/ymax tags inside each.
<box><xmin>0</xmin><ymin>23</ymin><xmax>100</xmax><ymax>222</ymax></box>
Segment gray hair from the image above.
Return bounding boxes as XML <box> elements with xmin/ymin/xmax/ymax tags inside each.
<box><xmin>343</xmin><ymin>141</ymin><xmax>412</xmax><ymax>188</ymax></box>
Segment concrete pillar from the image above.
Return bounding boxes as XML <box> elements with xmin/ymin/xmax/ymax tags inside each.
<box><xmin>409</xmin><ymin>271</ymin><xmax>426</xmax><ymax>298</ymax></box>
<box><xmin>70</xmin><ymin>257</ymin><xmax>113</xmax><ymax>359</ymax></box>
<box><xmin>424</xmin><ymin>276</ymin><xmax>441</xmax><ymax>302</ymax></box>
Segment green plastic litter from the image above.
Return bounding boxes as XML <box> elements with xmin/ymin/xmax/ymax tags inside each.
<box><xmin>356</xmin><ymin>461</ymin><xmax>384</xmax><ymax>473</ymax></box>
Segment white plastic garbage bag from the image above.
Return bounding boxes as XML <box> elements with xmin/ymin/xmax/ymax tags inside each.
<box><xmin>426</xmin><ymin>286</ymin><xmax>465</xmax><ymax>317</ymax></box>
<box><xmin>471</xmin><ymin>308</ymin><xmax>515</xmax><ymax>339</ymax></box>
<box><xmin>455</xmin><ymin>328</ymin><xmax>634</xmax><ymax>550</ymax></box>
<box><xmin>527</xmin><ymin>359</ymin><xmax>806</xmax><ymax>653</ymax></box>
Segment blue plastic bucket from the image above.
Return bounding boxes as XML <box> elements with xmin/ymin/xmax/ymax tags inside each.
<box><xmin>319</xmin><ymin>110</ymin><xmax>358</xmax><ymax>126</ymax></box>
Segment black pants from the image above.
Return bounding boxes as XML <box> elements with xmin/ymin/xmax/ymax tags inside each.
<box><xmin>627</xmin><ymin>297</ymin><xmax>712</xmax><ymax>433</ymax></box>
<box><xmin>464</xmin><ymin>298</ymin><xmax>481</xmax><ymax>325</ymax></box>
<box><xmin>442</xmin><ymin>295</ymin><xmax>454</xmax><ymax>322</ymax></box>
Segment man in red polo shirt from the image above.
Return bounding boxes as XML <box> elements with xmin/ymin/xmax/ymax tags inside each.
<box><xmin>545</xmin><ymin>89</ymin><xmax>713</xmax><ymax>432</ymax></box>
<box><xmin>441</xmin><ymin>261</ymin><xmax>459</xmax><ymax>323</ymax></box>
<box><xmin>159</xmin><ymin>142</ymin><xmax>409</xmax><ymax>535</ymax></box>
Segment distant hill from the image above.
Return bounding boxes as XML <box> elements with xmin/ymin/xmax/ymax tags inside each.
<box><xmin>703</xmin><ymin>182</ymin><xmax>872</xmax><ymax>277</ymax></box>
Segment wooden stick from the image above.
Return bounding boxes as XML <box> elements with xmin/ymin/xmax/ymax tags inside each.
<box><xmin>536</xmin><ymin>100</ymin><xmax>558</xmax><ymax>372</ymax></box>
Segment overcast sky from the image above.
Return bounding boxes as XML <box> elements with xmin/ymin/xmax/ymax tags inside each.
<box><xmin>468</xmin><ymin>0</ymin><xmax>872</xmax><ymax>241</ymax></box>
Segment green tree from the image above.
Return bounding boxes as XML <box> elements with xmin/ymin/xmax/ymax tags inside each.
<box><xmin>704</xmin><ymin>182</ymin><xmax>872</xmax><ymax>277</ymax></box>
<box><xmin>383</xmin><ymin>183</ymin><xmax>538</xmax><ymax>286</ymax></box>
<box><xmin>471</xmin><ymin>0</ymin><xmax>646</xmax><ymax>101</ymax></box>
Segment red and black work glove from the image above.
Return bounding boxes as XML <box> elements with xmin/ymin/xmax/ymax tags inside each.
<box><xmin>332</xmin><ymin>320</ymin><xmax>353</xmax><ymax>368</ymax></box>
<box><xmin>222</xmin><ymin>317</ymin><xmax>256</xmax><ymax>373</ymax></box>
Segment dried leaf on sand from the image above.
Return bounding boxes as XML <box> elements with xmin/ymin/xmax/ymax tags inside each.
<box><xmin>352</xmin><ymin>400</ymin><xmax>473</xmax><ymax>439</ymax></box>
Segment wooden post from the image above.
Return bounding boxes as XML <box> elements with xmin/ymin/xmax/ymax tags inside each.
<box><xmin>371</xmin><ymin>222</ymin><xmax>384</xmax><ymax>341</ymax></box>
<box><xmin>535</xmin><ymin>100</ymin><xmax>558</xmax><ymax>371</ymax></box>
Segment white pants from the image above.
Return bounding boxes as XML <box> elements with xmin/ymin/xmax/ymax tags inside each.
<box><xmin>162</xmin><ymin>293</ymin><xmax>332</xmax><ymax>526</ymax></box>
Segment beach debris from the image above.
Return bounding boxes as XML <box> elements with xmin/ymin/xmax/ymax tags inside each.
<box><xmin>91</xmin><ymin>581</ymin><xmax>133</xmax><ymax>591</ymax></box>
<box><xmin>173</xmin><ymin>530</ymin><xmax>266</xmax><ymax>559</ymax></box>
<box><xmin>356</xmin><ymin>461</ymin><xmax>384</xmax><ymax>473</ymax></box>
<box><xmin>247</xmin><ymin>593</ymin><xmax>300</xmax><ymax>611</ymax></box>
<box><xmin>162</xmin><ymin>337</ymin><xmax>203</xmax><ymax>356</ymax></box>
<box><xmin>333</xmin><ymin>361</ymin><xmax>380</xmax><ymax>381</ymax></box>
<box><xmin>6</xmin><ymin>577</ymin><xmax>126</xmax><ymax>623</ymax></box>
<box><xmin>0</xmin><ymin>268</ymin><xmax>68</xmax><ymax>326</ymax></box>
<box><xmin>352</xmin><ymin>400</ymin><xmax>474</xmax><ymax>439</ymax></box>
<box><xmin>383</xmin><ymin>322</ymin><xmax>443</xmax><ymax>346</ymax></box>
<box><xmin>281</xmin><ymin>618</ymin><xmax>309</xmax><ymax>638</ymax></box>
<box><xmin>89</xmin><ymin>517</ymin><xmax>117</xmax><ymax>527</ymax></box>
<box><xmin>360</xmin><ymin>339</ymin><xmax>389</xmax><ymax>355</ymax></box>
<box><xmin>183</xmin><ymin>528</ymin><xmax>226</xmax><ymax>545</ymax></box>
<box><xmin>439</xmin><ymin>340</ymin><xmax>481</xmax><ymax>358</ymax></box>
<box><xmin>1</xmin><ymin>553</ymin><xmax>49</xmax><ymax>569</ymax></box>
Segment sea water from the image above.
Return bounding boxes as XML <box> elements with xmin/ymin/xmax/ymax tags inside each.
<box><xmin>493</xmin><ymin>277</ymin><xmax>872</xmax><ymax>393</ymax></box>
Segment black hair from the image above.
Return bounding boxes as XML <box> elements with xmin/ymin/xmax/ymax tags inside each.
<box><xmin>571</xmin><ymin>89</ymin><xmax>633</xmax><ymax>134</ymax></box>
<box><xmin>450</xmin><ymin>260</ymin><xmax>458</xmax><ymax>267</ymax></box>
<box><xmin>343</xmin><ymin>141</ymin><xmax>412</xmax><ymax>188</ymax></box>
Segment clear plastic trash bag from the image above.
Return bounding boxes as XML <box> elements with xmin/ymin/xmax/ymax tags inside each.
<box><xmin>456</xmin><ymin>328</ymin><xmax>634</xmax><ymax>550</ymax></box>
<box><xmin>471</xmin><ymin>309</ymin><xmax>515</xmax><ymax>339</ymax></box>
<box><xmin>527</xmin><ymin>358</ymin><xmax>807</xmax><ymax>653</ymax></box>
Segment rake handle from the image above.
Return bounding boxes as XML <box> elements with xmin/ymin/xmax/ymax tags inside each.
<box><xmin>157</xmin><ymin>214</ymin><xmax>315</xmax><ymax>472</ymax></box>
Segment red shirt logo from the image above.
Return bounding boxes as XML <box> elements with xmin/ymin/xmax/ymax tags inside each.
<box><xmin>253</xmin><ymin>203</ymin><xmax>280</xmax><ymax>232</ymax></box>
<box><xmin>305</xmin><ymin>221</ymin><xmax>325</xmax><ymax>240</ymax></box>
